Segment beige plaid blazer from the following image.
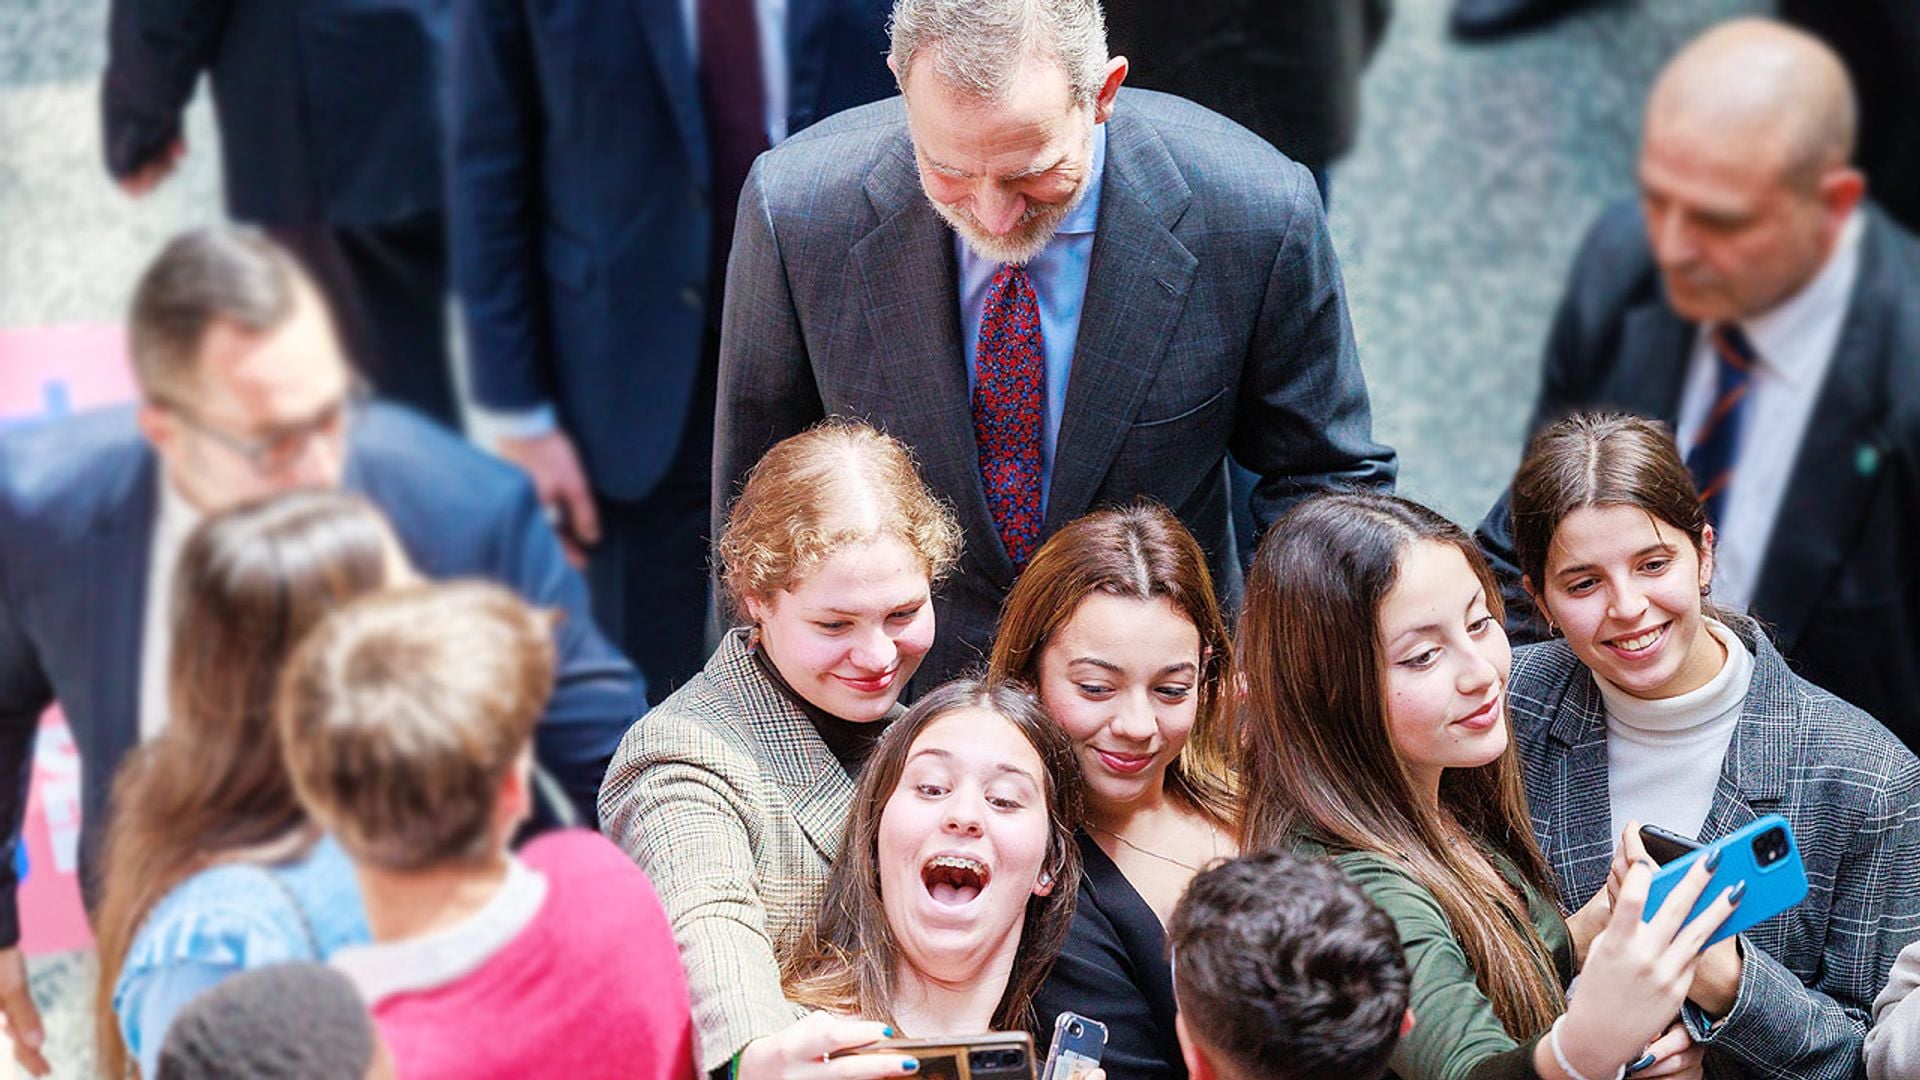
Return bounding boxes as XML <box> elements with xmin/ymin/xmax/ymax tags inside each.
<box><xmin>600</xmin><ymin>628</ymin><xmax>896</xmax><ymax>1071</ymax></box>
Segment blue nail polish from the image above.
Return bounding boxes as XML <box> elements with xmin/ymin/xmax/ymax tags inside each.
<box><xmin>1729</xmin><ymin>880</ymin><xmax>1747</xmax><ymax>907</ymax></box>
<box><xmin>903</xmin><ymin>1058</ymin><xmax>920</xmax><ymax>1073</ymax></box>
<box><xmin>1704</xmin><ymin>847</ymin><xmax>1723</xmax><ymax>873</ymax></box>
<box><xmin>882</xmin><ymin>1027</ymin><xmax>896</xmax><ymax>1038</ymax></box>
<box><xmin>1629</xmin><ymin>1052</ymin><xmax>1656</xmax><ymax>1073</ymax></box>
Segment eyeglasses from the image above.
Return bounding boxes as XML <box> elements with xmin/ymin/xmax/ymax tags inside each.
<box><xmin>155</xmin><ymin>388</ymin><xmax>364</xmax><ymax>476</ymax></box>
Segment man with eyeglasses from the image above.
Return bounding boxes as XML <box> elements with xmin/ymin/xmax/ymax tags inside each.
<box><xmin>0</xmin><ymin>226</ymin><xmax>645</xmax><ymax>1076</ymax></box>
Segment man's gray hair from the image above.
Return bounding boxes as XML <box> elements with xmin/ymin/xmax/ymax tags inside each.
<box><xmin>889</xmin><ymin>0</ymin><xmax>1109</xmax><ymax>106</ymax></box>
<box><xmin>128</xmin><ymin>226</ymin><xmax>309</xmax><ymax>401</ymax></box>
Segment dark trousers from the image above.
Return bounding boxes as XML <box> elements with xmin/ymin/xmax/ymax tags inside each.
<box><xmin>270</xmin><ymin>212</ymin><xmax>460</xmax><ymax>429</ymax></box>
<box><xmin>586</xmin><ymin>337</ymin><xmax>718</xmax><ymax>707</ymax></box>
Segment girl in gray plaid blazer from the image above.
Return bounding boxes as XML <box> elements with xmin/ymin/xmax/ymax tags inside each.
<box><xmin>1505</xmin><ymin>413</ymin><xmax>1920</xmax><ymax>1080</ymax></box>
<box><xmin>599</xmin><ymin>423</ymin><xmax>962</xmax><ymax>1074</ymax></box>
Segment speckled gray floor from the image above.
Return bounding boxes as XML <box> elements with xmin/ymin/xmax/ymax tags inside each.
<box><xmin>0</xmin><ymin>0</ymin><xmax>1765</xmax><ymax>1074</ymax></box>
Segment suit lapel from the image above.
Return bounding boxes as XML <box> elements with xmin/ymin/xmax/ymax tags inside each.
<box><xmin>1751</xmin><ymin>219</ymin><xmax>1896</xmax><ymax>653</ymax></box>
<box><xmin>1043</xmin><ymin>113</ymin><xmax>1197</xmax><ymax>534</ymax></box>
<box><xmin>1543</xmin><ymin>680</ymin><xmax>1615</xmax><ymax>903</ymax></box>
<box><xmin>630</xmin><ymin>0</ymin><xmax>709</xmax><ymax>186</ymax></box>
<box><xmin>1612</xmin><ymin>303</ymin><xmax>1694</xmax><ymax>419</ymax></box>
<box><xmin>716</xmin><ymin>631</ymin><xmax>859</xmax><ymax>863</ymax></box>
<box><xmin>83</xmin><ymin>451</ymin><xmax>157</xmax><ymax>781</ymax></box>
<box><xmin>852</xmin><ymin>144</ymin><xmax>1016</xmax><ymax>583</ymax></box>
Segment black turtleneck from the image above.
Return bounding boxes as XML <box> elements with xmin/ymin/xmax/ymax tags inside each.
<box><xmin>750</xmin><ymin>645</ymin><xmax>889</xmax><ymax>777</ymax></box>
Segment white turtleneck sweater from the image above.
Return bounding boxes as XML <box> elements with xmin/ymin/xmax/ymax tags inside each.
<box><xmin>1599</xmin><ymin>619</ymin><xmax>1753</xmax><ymax>849</ymax></box>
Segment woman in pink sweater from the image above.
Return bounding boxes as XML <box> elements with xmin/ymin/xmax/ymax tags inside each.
<box><xmin>281</xmin><ymin>581</ymin><xmax>697</xmax><ymax>1080</ymax></box>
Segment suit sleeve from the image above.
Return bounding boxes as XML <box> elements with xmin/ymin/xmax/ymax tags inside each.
<box><xmin>599</xmin><ymin>728</ymin><xmax>805</xmax><ymax>1073</ymax></box>
<box><xmin>100</xmin><ymin>0</ymin><xmax>231</xmax><ymax>179</ymax></box>
<box><xmin>494</xmin><ymin>476</ymin><xmax>646</xmax><ymax>824</ymax></box>
<box><xmin>1682</xmin><ymin>755</ymin><xmax>1920</xmax><ymax>1079</ymax></box>
<box><xmin>446</xmin><ymin>0</ymin><xmax>554</xmax><ymax>412</ymax></box>
<box><xmin>711</xmin><ymin>159</ymin><xmax>825</xmax><ymax>544</ymax></box>
<box><xmin>1232</xmin><ymin>160</ymin><xmax>1398</xmax><ymax>538</ymax></box>
<box><xmin>0</xmin><ymin>563</ymin><xmax>51</xmax><ymax>948</ymax></box>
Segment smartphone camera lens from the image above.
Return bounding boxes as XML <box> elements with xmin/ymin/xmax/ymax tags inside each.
<box><xmin>1751</xmin><ymin>826</ymin><xmax>1789</xmax><ymax>867</ymax></box>
<box><xmin>1068</xmin><ymin>1022</ymin><xmax>1083</xmax><ymax>1038</ymax></box>
<box><xmin>972</xmin><ymin>1049</ymin><xmax>1025</xmax><ymax>1072</ymax></box>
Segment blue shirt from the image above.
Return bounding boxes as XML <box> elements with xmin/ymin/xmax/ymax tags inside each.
<box><xmin>114</xmin><ymin>834</ymin><xmax>369</xmax><ymax>1078</ymax></box>
<box><xmin>957</xmin><ymin>122</ymin><xmax>1107</xmax><ymax>511</ymax></box>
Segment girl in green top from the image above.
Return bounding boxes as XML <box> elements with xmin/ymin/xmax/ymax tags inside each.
<box><xmin>1233</xmin><ymin>492</ymin><xmax>1738</xmax><ymax>1080</ymax></box>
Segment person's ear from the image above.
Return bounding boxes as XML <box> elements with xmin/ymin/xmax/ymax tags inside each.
<box><xmin>494</xmin><ymin>746</ymin><xmax>535</xmax><ymax>841</ymax></box>
<box><xmin>1033</xmin><ymin>865</ymin><xmax>1057</xmax><ymax>897</ymax></box>
<box><xmin>136</xmin><ymin>401</ymin><xmax>176</xmax><ymax>455</ymax></box>
<box><xmin>1400</xmin><ymin>1008</ymin><xmax>1416</xmax><ymax>1038</ymax></box>
<box><xmin>1697</xmin><ymin>525</ymin><xmax>1716</xmax><ymax>592</ymax></box>
<box><xmin>1817</xmin><ymin>167</ymin><xmax>1867</xmax><ymax>227</ymax></box>
<box><xmin>742</xmin><ymin>592</ymin><xmax>769</xmax><ymax>627</ymax></box>
<box><xmin>1520</xmin><ymin>575</ymin><xmax>1554</xmax><ymax>634</ymax></box>
<box><xmin>1092</xmin><ymin>56</ymin><xmax>1129</xmax><ymax>124</ymax></box>
<box><xmin>1175</xmin><ymin>1012</ymin><xmax>1214</xmax><ymax>1080</ymax></box>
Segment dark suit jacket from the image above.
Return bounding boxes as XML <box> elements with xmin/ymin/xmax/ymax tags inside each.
<box><xmin>1477</xmin><ymin>201</ymin><xmax>1920</xmax><ymax>751</ymax></box>
<box><xmin>1105</xmin><ymin>0</ymin><xmax>1391</xmax><ymax>169</ymax></box>
<box><xmin>1033</xmin><ymin>833</ymin><xmax>1183</xmax><ymax>1080</ymax></box>
<box><xmin>448</xmin><ymin>0</ymin><xmax>894</xmax><ymax>501</ymax></box>
<box><xmin>101</xmin><ymin>0</ymin><xmax>447</xmax><ymax>227</ymax></box>
<box><xmin>715</xmin><ymin>90</ymin><xmax>1398</xmax><ymax>684</ymax></box>
<box><xmin>1511</xmin><ymin>618</ymin><xmax>1920</xmax><ymax>1079</ymax></box>
<box><xmin>0</xmin><ymin>404</ymin><xmax>646</xmax><ymax>946</ymax></box>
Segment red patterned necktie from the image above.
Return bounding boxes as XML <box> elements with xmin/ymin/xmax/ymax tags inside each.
<box><xmin>973</xmin><ymin>265</ymin><xmax>1045</xmax><ymax>566</ymax></box>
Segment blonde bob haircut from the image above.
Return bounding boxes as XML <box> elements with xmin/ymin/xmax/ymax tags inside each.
<box><xmin>717</xmin><ymin>419</ymin><xmax>962</xmax><ymax>614</ymax></box>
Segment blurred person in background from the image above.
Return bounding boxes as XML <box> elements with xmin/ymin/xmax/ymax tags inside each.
<box><xmin>95</xmin><ymin>492</ymin><xmax>399</xmax><ymax>1079</ymax></box>
<box><xmin>102</xmin><ymin>0</ymin><xmax>459</xmax><ymax>428</ymax></box>
<box><xmin>155</xmin><ymin>963</ymin><xmax>391</xmax><ymax>1080</ymax></box>
<box><xmin>449</xmin><ymin>0</ymin><xmax>895</xmax><ymax>703</ymax></box>
<box><xmin>286</xmin><ymin>583</ymin><xmax>696</xmax><ymax>1080</ymax></box>
<box><xmin>1477</xmin><ymin>18</ymin><xmax>1920</xmax><ymax>752</ymax></box>
<box><xmin>0</xmin><ymin>226</ymin><xmax>644</xmax><ymax>1072</ymax></box>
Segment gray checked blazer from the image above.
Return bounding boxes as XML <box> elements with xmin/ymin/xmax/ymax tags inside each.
<box><xmin>599</xmin><ymin>628</ymin><xmax>898</xmax><ymax>1071</ymax></box>
<box><xmin>714</xmin><ymin>89</ymin><xmax>1397</xmax><ymax>688</ymax></box>
<box><xmin>1509</xmin><ymin>616</ymin><xmax>1920</xmax><ymax>1080</ymax></box>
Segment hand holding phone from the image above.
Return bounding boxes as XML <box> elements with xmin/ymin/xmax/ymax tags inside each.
<box><xmin>1641</xmin><ymin>814</ymin><xmax>1808</xmax><ymax>950</ymax></box>
<box><xmin>1041</xmin><ymin>1013</ymin><xmax>1107</xmax><ymax>1080</ymax></box>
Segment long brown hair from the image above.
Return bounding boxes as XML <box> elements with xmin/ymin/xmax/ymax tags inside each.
<box><xmin>989</xmin><ymin>503</ymin><xmax>1237</xmax><ymax>825</ymax></box>
<box><xmin>780</xmin><ymin>678</ymin><xmax>1083</xmax><ymax>1033</ymax></box>
<box><xmin>1509</xmin><ymin>412</ymin><xmax>1720</xmax><ymax>622</ymax></box>
<box><xmin>1234</xmin><ymin>492</ymin><xmax>1564</xmax><ymax>1037</ymax></box>
<box><xmin>94</xmin><ymin>491</ymin><xmax>397</xmax><ymax>1076</ymax></box>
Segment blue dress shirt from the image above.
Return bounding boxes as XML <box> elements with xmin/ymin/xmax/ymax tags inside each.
<box><xmin>957</xmin><ymin>122</ymin><xmax>1107</xmax><ymax>510</ymax></box>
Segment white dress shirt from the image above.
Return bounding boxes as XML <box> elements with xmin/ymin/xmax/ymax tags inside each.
<box><xmin>137</xmin><ymin>476</ymin><xmax>203</xmax><ymax>742</ymax></box>
<box><xmin>1674</xmin><ymin>210</ymin><xmax>1864</xmax><ymax>611</ymax></box>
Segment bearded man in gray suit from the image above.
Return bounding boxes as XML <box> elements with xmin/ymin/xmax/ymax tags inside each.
<box><xmin>715</xmin><ymin>0</ymin><xmax>1397</xmax><ymax>684</ymax></box>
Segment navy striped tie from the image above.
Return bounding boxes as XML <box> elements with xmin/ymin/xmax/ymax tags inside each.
<box><xmin>1684</xmin><ymin>323</ymin><xmax>1757</xmax><ymax>528</ymax></box>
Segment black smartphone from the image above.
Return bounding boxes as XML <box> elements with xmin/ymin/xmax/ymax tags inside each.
<box><xmin>836</xmin><ymin>1032</ymin><xmax>1036</xmax><ymax>1080</ymax></box>
<box><xmin>1041</xmin><ymin>1012</ymin><xmax>1107</xmax><ymax>1080</ymax></box>
<box><xmin>1638</xmin><ymin>823</ymin><xmax>1703</xmax><ymax>866</ymax></box>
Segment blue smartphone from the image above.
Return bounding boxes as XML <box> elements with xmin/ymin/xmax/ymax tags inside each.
<box><xmin>1640</xmin><ymin>814</ymin><xmax>1808</xmax><ymax>949</ymax></box>
<box><xmin>1041</xmin><ymin>1013</ymin><xmax>1107</xmax><ymax>1080</ymax></box>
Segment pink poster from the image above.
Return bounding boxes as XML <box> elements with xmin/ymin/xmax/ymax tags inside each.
<box><xmin>0</xmin><ymin>324</ymin><xmax>136</xmax><ymax>954</ymax></box>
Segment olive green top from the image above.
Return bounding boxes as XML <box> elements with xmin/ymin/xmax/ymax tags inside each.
<box><xmin>1293</xmin><ymin>837</ymin><xmax>1575</xmax><ymax>1080</ymax></box>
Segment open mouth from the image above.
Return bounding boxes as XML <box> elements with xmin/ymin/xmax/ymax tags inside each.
<box><xmin>1605</xmin><ymin>623</ymin><xmax>1669</xmax><ymax>657</ymax></box>
<box><xmin>922</xmin><ymin>854</ymin><xmax>991</xmax><ymax>907</ymax></box>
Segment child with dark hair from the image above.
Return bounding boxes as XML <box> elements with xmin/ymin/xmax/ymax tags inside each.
<box><xmin>155</xmin><ymin>963</ymin><xmax>388</xmax><ymax>1080</ymax></box>
<box><xmin>1167</xmin><ymin>853</ymin><xmax>1411</xmax><ymax>1080</ymax></box>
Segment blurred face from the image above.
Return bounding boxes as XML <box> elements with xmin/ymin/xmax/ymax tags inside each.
<box><xmin>139</xmin><ymin>284</ymin><xmax>354</xmax><ymax>512</ymax></box>
<box><xmin>745</xmin><ymin>536</ymin><xmax>935</xmax><ymax>722</ymax></box>
<box><xmin>878</xmin><ymin>709</ymin><xmax>1055</xmax><ymax>987</ymax></box>
<box><xmin>1037</xmin><ymin>594</ymin><xmax>1201</xmax><ymax>818</ymax></box>
<box><xmin>1639</xmin><ymin>118</ymin><xmax>1848</xmax><ymax>323</ymax></box>
<box><xmin>899</xmin><ymin>50</ymin><xmax>1123</xmax><ymax>266</ymax></box>
<box><xmin>1377</xmin><ymin>542</ymin><xmax>1512</xmax><ymax>798</ymax></box>
<box><xmin>1535</xmin><ymin>506</ymin><xmax>1720</xmax><ymax>701</ymax></box>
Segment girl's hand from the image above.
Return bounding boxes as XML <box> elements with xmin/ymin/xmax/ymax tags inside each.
<box><xmin>737</xmin><ymin>1013</ymin><xmax>919</xmax><ymax>1080</ymax></box>
<box><xmin>1632</xmin><ymin>1022</ymin><xmax>1704</xmax><ymax>1078</ymax></box>
<box><xmin>1553</xmin><ymin>856</ymin><xmax>1738</xmax><ymax>1079</ymax></box>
